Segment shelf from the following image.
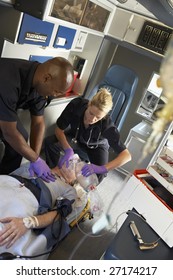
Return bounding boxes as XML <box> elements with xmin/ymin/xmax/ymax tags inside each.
<box><xmin>148</xmin><ymin>165</ymin><xmax>173</xmax><ymax>195</ymax></box>
<box><xmin>157</xmin><ymin>156</ymin><xmax>173</xmax><ymax>176</ymax></box>
<box><xmin>134</xmin><ymin>169</ymin><xmax>173</xmax><ymax>211</ymax></box>
<box><xmin>165</xmin><ymin>146</ymin><xmax>173</xmax><ymax>158</ymax></box>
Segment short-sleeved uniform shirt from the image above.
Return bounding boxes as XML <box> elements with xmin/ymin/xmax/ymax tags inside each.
<box><xmin>0</xmin><ymin>58</ymin><xmax>47</xmax><ymax>122</ymax></box>
<box><xmin>56</xmin><ymin>97</ymin><xmax>126</xmax><ymax>155</ymax></box>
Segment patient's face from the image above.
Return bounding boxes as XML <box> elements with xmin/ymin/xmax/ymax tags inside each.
<box><xmin>52</xmin><ymin>164</ymin><xmax>76</xmax><ymax>185</ymax></box>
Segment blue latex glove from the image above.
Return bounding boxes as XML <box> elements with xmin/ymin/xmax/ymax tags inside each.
<box><xmin>29</xmin><ymin>157</ymin><xmax>56</xmax><ymax>183</ymax></box>
<box><xmin>58</xmin><ymin>148</ymin><xmax>74</xmax><ymax>168</ymax></box>
<box><xmin>81</xmin><ymin>164</ymin><xmax>108</xmax><ymax>177</ymax></box>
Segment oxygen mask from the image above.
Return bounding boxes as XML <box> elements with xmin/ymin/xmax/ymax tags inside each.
<box><xmin>75</xmin><ymin>161</ymin><xmax>99</xmax><ymax>191</ymax></box>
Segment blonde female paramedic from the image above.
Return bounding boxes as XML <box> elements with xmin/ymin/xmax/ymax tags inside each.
<box><xmin>44</xmin><ymin>88</ymin><xmax>131</xmax><ymax>183</ymax></box>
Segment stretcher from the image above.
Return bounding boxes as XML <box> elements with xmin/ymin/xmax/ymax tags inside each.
<box><xmin>69</xmin><ymin>200</ymin><xmax>93</xmax><ymax>228</ymax></box>
<box><xmin>0</xmin><ymin>163</ymin><xmax>94</xmax><ymax>259</ymax></box>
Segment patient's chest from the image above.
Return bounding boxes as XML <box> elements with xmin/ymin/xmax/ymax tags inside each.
<box><xmin>0</xmin><ymin>175</ymin><xmax>38</xmax><ymax>217</ymax></box>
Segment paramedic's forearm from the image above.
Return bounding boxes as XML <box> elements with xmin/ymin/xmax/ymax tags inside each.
<box><xmin>0</xmin><ymin>122</ymin><xmax>39</xmax><ymax>162</ymax></box>
<box><xmin>105</xmin><ymin>149</ymin><xmax>131</xmax><ymax>171</ymax></box>
<box><xmin>30</xmin><ymin>115</ymin><xmax>45</xmax><ymax>154</ymax></box>
<box><xmin>55</xmin><ymin>127</ymin><xmax>72</xmax><ymax>150</ymax></box>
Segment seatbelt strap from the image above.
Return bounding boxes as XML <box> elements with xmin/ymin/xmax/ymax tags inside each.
<box><xmin>10</xmin><ymin>174</ymin><xmax>41</xmax><ymax>203</ymax></box>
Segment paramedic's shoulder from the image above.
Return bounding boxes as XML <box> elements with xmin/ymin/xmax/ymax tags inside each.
<box><xmin>66</xmin><ymin>96</ymin><xmax>89</xmax><ymax>109</ymax></box>
<box><xmin>56</xmin><ymin>96</ymin><xmax>89</xmax><ymax>125</ymax></box>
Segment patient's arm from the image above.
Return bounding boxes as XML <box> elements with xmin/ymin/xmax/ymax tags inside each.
<box><xmin>0</xmin><ymin>210</ymin><xmax>58</xmax><ymax>249</ymax></box>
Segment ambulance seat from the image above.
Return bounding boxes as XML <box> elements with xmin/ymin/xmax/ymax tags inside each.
<box><xmin>86</xmin><ymin>64</ymin><xmax>138</xmax><ymax>131</ymax></box>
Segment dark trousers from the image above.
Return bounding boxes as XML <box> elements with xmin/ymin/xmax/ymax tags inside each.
<box><xmin>44</xmin><ymin>134</ymin><xmax>109</xmax><ymax>183</ymax></box>
<box><xmin>0</xmin><ymin>117</ymin><xmax>28</xmax><ymax>174</ymax></box>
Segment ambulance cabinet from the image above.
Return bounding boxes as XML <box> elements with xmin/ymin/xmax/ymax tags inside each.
<box><xmin>17</xmin><ymin>13</ymin><xmax>54</xmax><ymax>46</ymax></box>
<box><xmin>127</xmin><ymin>146</ymin><xmax>173</xmax><ymax>248</ymax></box>
<box><xmin>53</xmin><ymin>25</ymin><xmax>76</xmax><ymax>50</ymax></box>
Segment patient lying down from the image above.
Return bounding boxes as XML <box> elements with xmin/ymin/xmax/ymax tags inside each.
<box><xmin>0</xmin><ymin>161</ymin><xmax>88</xmax><ymax>259</ymax></box>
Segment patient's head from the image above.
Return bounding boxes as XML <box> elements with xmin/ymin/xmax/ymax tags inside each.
<box><xmin>51</xmin><ymin>154</ymin><xmax>79</xmax><ymax>185</ymax></box>
<box><xmin>52</xmin><ymin>164</ymin><xmax>76</xmax><ymax>185</ymax></box>
<box><xmin>52</xmin><ymin>155</ymin><xmax>98</xmax><ymax>189</ymax></box>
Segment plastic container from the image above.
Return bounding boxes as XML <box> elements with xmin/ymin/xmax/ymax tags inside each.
<box><xmin>75</xmin><ymin>161</ymin><xmax>99</xmax><ymax>191</ymax></box>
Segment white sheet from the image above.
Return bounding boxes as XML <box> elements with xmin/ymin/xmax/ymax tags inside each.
<box><xmin>0</xmin><ymin>163</ymin><xmax>88</xmax><ymax>259</ymax></box>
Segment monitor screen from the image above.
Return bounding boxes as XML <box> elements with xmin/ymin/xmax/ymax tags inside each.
<box><xmin>136</xmin><ymin>72</ymin><xmax>165</xmax><ymax>122</ymax></box>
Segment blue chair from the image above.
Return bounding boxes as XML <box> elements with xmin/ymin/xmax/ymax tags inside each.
<box><xmin>86</xmin><ymin>64</ymin><xmax>138</xmax><ymax>131</ymax></box>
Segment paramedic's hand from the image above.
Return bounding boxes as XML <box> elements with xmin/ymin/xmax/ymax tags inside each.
<box><xmin>81</xmin><ymin>164</ymin><xmax>108</xmax><ymax>177</ymax></box>
<box><xmin>29</xmin><ymin>157</ymin><xmax>56</xmax><ymax>183</ymax></box>
<box><xmin>58</xmin><ymin>148</ymin><xmax>74</xmax><ymax>168</ymax></box>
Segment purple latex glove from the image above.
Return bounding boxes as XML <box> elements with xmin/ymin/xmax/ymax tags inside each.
<box><xmin>81</xmin><ymin>163</ymin><xmax>108</xmax><ymax>177</ymax></box>
<box><xmin>29</xmin><ymin>157</ymin><xmax>56</xmax><ymax>183</ymax></box>
<box><xmin>58</xmin><ymin>148</ymin><xmax>74</xmax><ymax>168</ymax></box>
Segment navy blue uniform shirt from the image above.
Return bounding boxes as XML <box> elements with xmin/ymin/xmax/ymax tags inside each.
<box><xmin>0</xmin><ymin>58</ymin><xmax>47</xmax><ymax>122</ymax></box>
<box><xmin>56</xmin><ymin>97</ymin><xmax>126</xmax><ymax>154</ymax></box>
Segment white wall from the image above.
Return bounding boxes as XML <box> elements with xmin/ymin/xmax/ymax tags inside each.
<box><xmin>17</xmin><ymin>98</ymin><xmax>73</xmax><ymax>138</ymax></box>
<box><xmin>1</xmin><ymin>40</ymin><xmax>70</xmax><ymax>60</ymax></box>
<box><xmin>69</xmin><ymin>33</ymin><xmax>103</xmax><ymax>95</ymax></box>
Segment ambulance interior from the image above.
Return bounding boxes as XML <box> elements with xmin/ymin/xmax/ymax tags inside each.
<box><xmin>1</xmin><ymin>0</ymin><xmax>173</xmax><ymax>260</ymax></box>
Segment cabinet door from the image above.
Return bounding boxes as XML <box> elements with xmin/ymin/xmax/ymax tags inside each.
<box><xmin>107</xmin><ymin>9</ymin><xmax>132</xmax><ymax>40</ymax></box>
<box><xmin>74</xmin><ymin>31</ymin><xmax>88</xmax><ymax>50</ymax></box>
<box><xmin>80</xmin><ymin>1</ymin><xmax>111</xmax><ymax>32</ymax></box>
<box><xmin>127</xmin><ymin>181</ymin><xmax>173</xmax><ymax>247</ymax></box>
<box><xmin>47</xmin><ymin>0</ymin><xmax>111</xmax><ymax>33</ymax></box>
<box><xmin>53</xmin><ymin>25</ymin><xmax>76</xmax><ymax>49</ymax></box>
<box><xmin>17</xmin><ymin>14</ymin><xmax>54</xmax><ymax>46</ymax></box>
<box><xmin>50</xmin><ymin>0</ymin><xmax>87</xmax><ymax>25</ymax></box>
